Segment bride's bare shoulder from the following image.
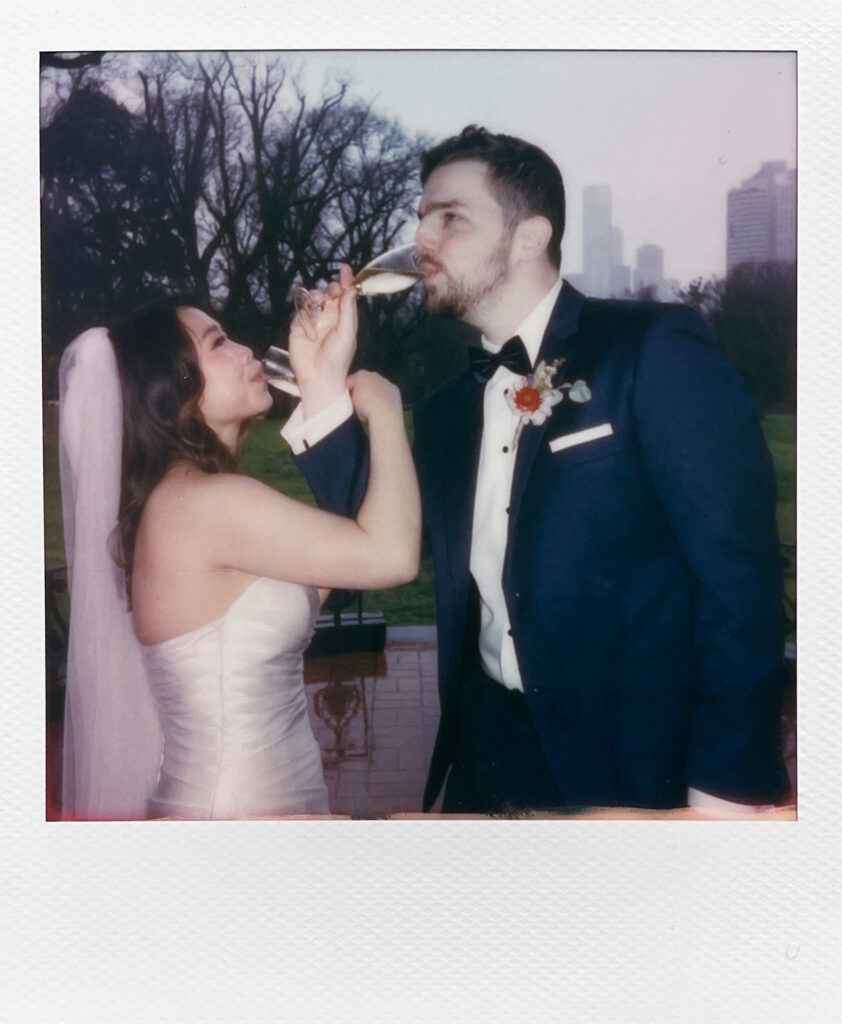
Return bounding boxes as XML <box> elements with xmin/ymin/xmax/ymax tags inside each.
<box><xmin>143</xmin><ymin>462</ymin><xmax>204</xmax><ymax>512</ymax></box>
<box><xmin>143</xmin><ymin>465</ymin><xmax>274</xmax><ymax>526</ymax></box>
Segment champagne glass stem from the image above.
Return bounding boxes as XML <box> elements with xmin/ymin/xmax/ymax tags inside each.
<box><xmin>265</xmin><ymin>244</ymin><xmax>423</xmax><ymax>395</ymax></box>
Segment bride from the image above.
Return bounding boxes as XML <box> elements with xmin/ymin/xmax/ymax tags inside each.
<box><xmin>58</xmin><ymin>267</ymin><xmax>420</xmax><ymax>820</ymax></box>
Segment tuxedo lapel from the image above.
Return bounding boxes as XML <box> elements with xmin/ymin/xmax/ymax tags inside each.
<box><xmin>508</xmin><ymin>283</ymin><xmax>586</xmax><ymax>528</ymax></box>
<box><xmin>427</xmin><ymin>371</ymin><xmax>485</xmax><ymax>581</ymax></box>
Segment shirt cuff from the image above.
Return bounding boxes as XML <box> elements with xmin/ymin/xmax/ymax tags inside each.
<box><xmin>280</xmin><ymin>390</ymin><xmax>355</xmax><ymax>455</ymax></box>
<box><xmin>687</xmin><ymin>787</ymin><xmax>776</xmax><ymax>819</ymax></box>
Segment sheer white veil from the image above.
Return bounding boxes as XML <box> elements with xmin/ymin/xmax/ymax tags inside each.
<box><xmin>58</xmin><ymin>327</ymin><xmax>162</xmax><ymax>820</ymax></box>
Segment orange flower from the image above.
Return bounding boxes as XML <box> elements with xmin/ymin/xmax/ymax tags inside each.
<box><xmin>513</xmin><ymin>386</ymin><xmax>542</xmax><ymax>413</ymax></box>
<box><xmin>504</xmin><ymin>359</ymin><xmax>587</xmax><ymax>440</ymax></box>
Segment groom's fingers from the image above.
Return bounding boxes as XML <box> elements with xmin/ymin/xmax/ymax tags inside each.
<box><xmin>325</xmin><ymin>266</ymin><xmax>354</xmax><ymax>298</ymax></box>
<box><xmin>339</xmin><ymin>277</ymin><xmax>358</xmax><ymax>328</ymax></box>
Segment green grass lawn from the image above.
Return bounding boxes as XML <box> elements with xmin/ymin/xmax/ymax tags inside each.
<box><xmin>761</xmin><ymin>413</ymin><xmax>795</xmax><ymax>546</ymax></box>
<box><xmin>43</xmin><ymin>411</ymin><xmax>796</xmax><ymax>629</ymax></box>
<box><xmin>761</xmin><ymin>413</ymin><xmax>796</xmax><ymax>637</ymax></box>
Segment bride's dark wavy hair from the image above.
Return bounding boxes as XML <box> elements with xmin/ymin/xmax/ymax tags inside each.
<box><xmin>109</xmin><ymin>296</ymin><xmax>239</xmax><ymax>604</ymax></box>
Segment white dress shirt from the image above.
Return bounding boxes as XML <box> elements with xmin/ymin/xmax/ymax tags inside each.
<box><xmin>282</xmin><ymin>389</ymin><xmax>355</xmax><ymax>455</ymax></box>
<box><xmin>470</xmin><ymin>277</ymin><xmax>563</xmax><ymax>691</ymax></box>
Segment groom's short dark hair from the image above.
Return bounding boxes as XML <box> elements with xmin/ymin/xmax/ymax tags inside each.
<box><xmin>420</xmin><ymin>125</ymin><xmax>566</xmax><ymax>269</ymax></box>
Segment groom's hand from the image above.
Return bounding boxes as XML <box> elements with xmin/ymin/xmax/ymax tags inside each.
<box><xmin>289</xmin><ymin>264</ymin><xmax>358</xmax><ymax>419</ymax></box>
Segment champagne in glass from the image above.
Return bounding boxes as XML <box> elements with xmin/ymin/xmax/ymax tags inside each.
<box><xmin>262</xmin><ymin>243</ymin><xmax>425</xmax><ymax>397</ymax></box>
<box><xmin>352</xmin><ymin>243</ymin><xmax>424</xmax><ymax>296</ymax></box>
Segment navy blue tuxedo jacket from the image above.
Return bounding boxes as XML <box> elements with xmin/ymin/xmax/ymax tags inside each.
<box><xmin>295</xmin><ymin>283</ymin><xmax>787</xmax><ymax>810</ymax></box>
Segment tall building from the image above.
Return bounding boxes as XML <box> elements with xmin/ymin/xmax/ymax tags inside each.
<box><xmin>611</xmin><ymin>226</ymin><xmax>624</xmax><ymax>267</ymax></box>
<box><xmin>634</xmin><ymin>244</ymin><xmax>664</xmax><ymax>294</ymax></box>
<box><xmin>610</xmin><ymin>227</ymin><xmax>630</xmax><ymax>294</ymax></box>
<box><xmin>582</xmin><ymin>185</ymin><xmax>613</xmax><ymax>298</ymax></box>
<box><xmin>582</xmin><ymin>186</ymin><xmax>631</xmax><ymax>297</ymax></box>
<box><xmin>726</xmin><ymin>161</ymin><xmax>797</xmax><ymax>272</ymax></box>
<box><xmin>611</xmin><ymin>264</ymin><xmax>631</xmax><ymax>296</ymax></box>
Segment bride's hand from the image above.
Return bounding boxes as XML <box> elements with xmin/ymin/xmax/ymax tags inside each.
<box><xmin>347</xmin><ymin>370</ymin><xmax>403</xmax><ymax>425</ymax></box>
<box><xmin>288</xmin><ymin>265</ymin><xmax>357</xmax><ymax>413</ymax></box>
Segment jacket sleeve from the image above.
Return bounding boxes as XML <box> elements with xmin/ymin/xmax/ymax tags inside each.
<box><xmin>411</xmin><ymin>403</ymin><xmax>434</xmax><ymax>563</ymax></box>
<box><xmin>632</xmin><ymin>305</ymin><xmax>787</xmax><ymax>804</ymax></box>
<box><xmin>295</xmin><ymin>401</ymin><xmax>430</xmax><ymax>561</ymax></box>
<box><xmin>293</xmin><ymin>413</ymin><xmax>369</xmax><ymax>518</ymax></box>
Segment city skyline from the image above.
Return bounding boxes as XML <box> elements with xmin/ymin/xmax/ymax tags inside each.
<box><xmin>570</xmin><ymin>155</ymin><xmax>796</xmax><ymax>295</ymax></box>
<box><xmin>301</xmin><ymin>50</ymin><xmax>796</xmax><ymax>286</ymax></box>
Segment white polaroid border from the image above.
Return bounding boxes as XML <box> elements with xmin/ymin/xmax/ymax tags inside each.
<box><xmin>3</xmin><ymin>2</ymin><xmax>840</xmax><ymax>1021</ymax></box>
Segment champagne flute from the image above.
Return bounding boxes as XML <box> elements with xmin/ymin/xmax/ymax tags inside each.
<box><xmin>349</xmin><ymin>242</ymin><xmax>425</xmax><ymax>297</ymax></box>
<box><xmin>262</xmin><ymin>243</ymin><xmax>424</xmax><ymax>397</ymax></box>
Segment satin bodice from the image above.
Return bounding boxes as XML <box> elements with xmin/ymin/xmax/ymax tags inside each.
<box><xmin>140</xmin><ymin>577</ymin><xmax>329</xmax><ymax>819</ymax></box>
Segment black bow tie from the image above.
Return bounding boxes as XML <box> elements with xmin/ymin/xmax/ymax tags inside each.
<box><xmin>468</xmin><ymin>335</ymin><xmax>531</xmax><ymax>383</ymax></box>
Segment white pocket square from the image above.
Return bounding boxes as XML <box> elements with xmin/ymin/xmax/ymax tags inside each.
<box><xmin>548</xmin><ymin>423</ymin><xmax>614</xmax><ymax>453</ymax></box>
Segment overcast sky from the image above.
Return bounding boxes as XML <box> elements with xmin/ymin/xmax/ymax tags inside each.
<box><xmin>298</xmin><ymin>50</ymin><xmax>796</xmax><ymax>286</ymax></box>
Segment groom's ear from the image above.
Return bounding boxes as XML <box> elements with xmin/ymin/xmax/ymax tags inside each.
<box><xmin>512</xmin><ymin>215</ymin><xmax>553</xmax><ymax>266</ymax></box>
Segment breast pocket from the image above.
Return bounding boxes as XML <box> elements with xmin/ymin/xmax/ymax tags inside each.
<box><xmin>547</xmin><ymin>422</ymin><xmax>630</xmax><ymax>468</ymax></box>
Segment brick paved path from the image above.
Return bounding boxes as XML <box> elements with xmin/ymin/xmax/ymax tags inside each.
<box><xmin>304</xmin><ymin>628</ymin><xmax>442</xmax><ymax>817</ymax></box>
<box><xmin>304</xmin><ymin>629</ymin><xmax>797</xmax><ymax>820</ymax></box>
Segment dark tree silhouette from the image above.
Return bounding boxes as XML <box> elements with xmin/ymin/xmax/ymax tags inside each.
<box><xmin>679</xmin><ymin>262</ymin><xmax>796</xmax><ymax>413</ymax></box>
<box><xmin>40</xmin><ymin>53</ymin><xmax>429</xmax><ymax>396</ymax></box>
<box><xmin>138</xmin><ymin>54</ymin><xmax>224</xmax><ymax>310</ymax></box>
<box><xmin>40</xmin><ymin>52</ymin><xmax>106</xmax><ymax>71</ymax></box>
<box><xmin>41</xmin><ymin>88</ymin><xmax>194</xmax><ymax>396</ymax></box>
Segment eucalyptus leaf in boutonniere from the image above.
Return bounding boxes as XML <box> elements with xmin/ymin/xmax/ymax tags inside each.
<box><xmin>505</xmin><ymin>358</ymin><xmax>592</xmax><ymax>446</ymax></box>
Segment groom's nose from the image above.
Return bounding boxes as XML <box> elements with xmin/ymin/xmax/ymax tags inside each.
<box><xmin>414</xmin><ymin>219</ymin><xmax>436</xmax><ymax>254</ymax></box>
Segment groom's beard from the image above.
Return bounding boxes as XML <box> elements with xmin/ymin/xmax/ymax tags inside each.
<box><xmin>422</xmin><ymin>229</ymin><xmax>514</xmax><ymax>320</ymax></box>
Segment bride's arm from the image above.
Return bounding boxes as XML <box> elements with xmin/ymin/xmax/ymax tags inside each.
<box><xmin>282</xmin><ymin>264</ymin><xmax>370</xmax><ymax>519</ymax></box>
<box><xmin>183</xmin><ymin>370</ymin><xmax>420</xmax><ymax>590</ymax></box>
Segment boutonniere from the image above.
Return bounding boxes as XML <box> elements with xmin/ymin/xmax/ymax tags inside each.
<box><xmin>505</xmin><ymin>358</ymin><xmax>592</xmax><ymax>446</ymax></box>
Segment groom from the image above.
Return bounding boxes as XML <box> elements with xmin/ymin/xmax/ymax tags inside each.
<box><xmin>285</xmin><ymin>125</ymin><xmax>787</xmax><ymax>816</ymax></box>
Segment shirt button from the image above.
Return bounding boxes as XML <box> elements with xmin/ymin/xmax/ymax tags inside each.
<box><xmin>507</xmin><ymin>628</ymin><xmax>513</xmax><ymax>636</ymax></box>
<box><xmin>505</xmin><ymin>506</ymin><xmax>511</xmax><ymax>514</ymax></box>
<box><xmin>502</xmin><ymin>446</ymin><xmax>509</xmax><ymax>453</ymax></box>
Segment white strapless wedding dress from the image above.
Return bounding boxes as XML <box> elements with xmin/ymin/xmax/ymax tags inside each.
<box><xmin>140</xmin><ymin>577</ymin><xmax>329</xmax><ymax>819</ymax></box>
